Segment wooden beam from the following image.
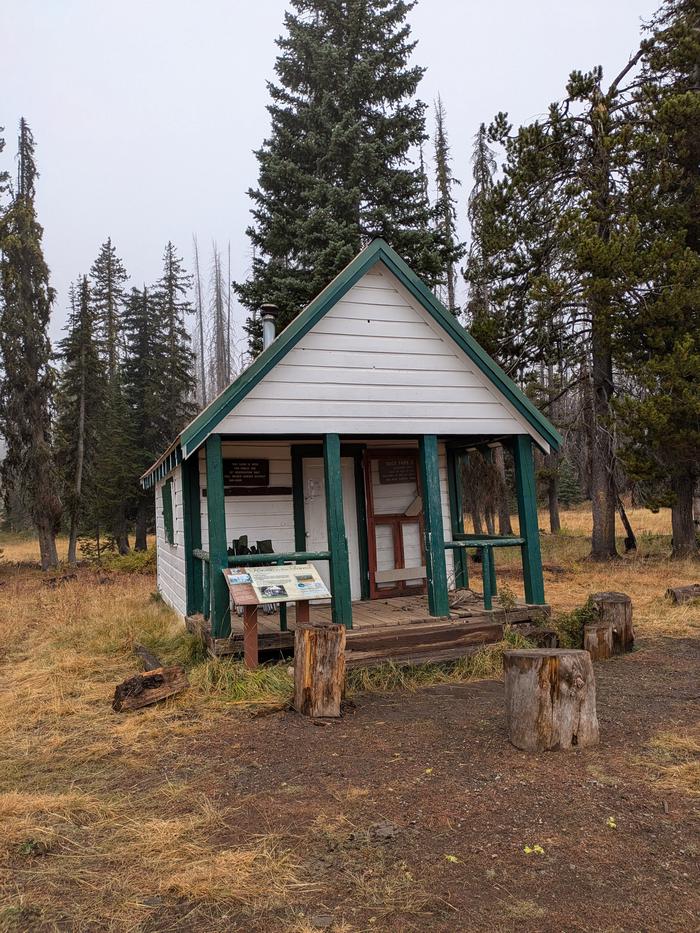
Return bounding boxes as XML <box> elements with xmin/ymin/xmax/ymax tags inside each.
<box><xmin>512</xmin><ymin>435</ymin><xmax>546</xmax><ymax>605</ymax></box>
<box><xmin>446</xmin><ymin>448</ymin><xmax>469</xmax><ymax>588</ymax></box>
<box><xmin>182</xmin><ymin>455</ymin><xmax>203</xmax><ymax>615</ymax></box>
<box><xmin>418</xmin><ymin>435</ymin><xmax>449</xmax><ymax>617</ymax></box>
<box><xmin>323</xmin><ymin>434</ymin><xmax>353</xmax><ymax>628</ymax></box>
<box><xmin>206</xmin><ymin>435</ymin><xmax>231</xmax><ymax>637</ymax></box>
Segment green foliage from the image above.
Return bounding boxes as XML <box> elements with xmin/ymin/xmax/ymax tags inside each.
<box><xmin>0</xmin><ymin>119</ymin><xmax>62</xmax><ymax>568</ymax></box>
<box><xmin>101</xmin><ymin>548</ymin><xmax>157</xmax><ymax>574</ymax></box>
<box><xmin>553</xmin><ymin>597</ymin><xmax>598</xmax><ymax>649</ymax></box>
<box><xmin>558</xmin><ymin>459</ymin><xmax>583</xmax><ymax>508</ymax></box>
<box><xmin>236</xmin><ymin>0</ymin><xmax>449</xmax><ymax>351</ymax></box>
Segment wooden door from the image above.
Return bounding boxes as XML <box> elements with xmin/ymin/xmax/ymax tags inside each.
<box><xmin>364</xmin><ymin>449</ymin><xmax>427</xmax><ymax>599</ymax></box>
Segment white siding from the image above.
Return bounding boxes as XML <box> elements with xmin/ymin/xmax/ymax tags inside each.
<box><xmin>199</xmin><ymin>442</ymin><xmax>295</xmax><ymax>555</ymax></box>
<box><xmin>216</xmin><ymin>265</ymin><xmax>545</xmax><ymax>447</ymax></box>
<box><xmin>155</xmin><ymin>465</ymin><xmax>187</xmax><ymax>618</ymax></box>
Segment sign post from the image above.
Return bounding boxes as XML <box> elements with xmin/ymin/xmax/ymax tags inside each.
<box><xmin>223</xmin><ymin>564</ymin><xmax>331</xmax><ymax>668</ymax></box>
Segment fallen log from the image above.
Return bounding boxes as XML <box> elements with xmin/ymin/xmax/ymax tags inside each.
<box><xmin>517</xmin><ymin>624</ymin><xmax>559</xmax><ymax>648</ymax></box>
<box><xmin>112</xmin><ymin>666</ymin><xmax>188</xmax><ymax>713</ymax></box>
<box><xmin>294</xmin><ymin>622</ymin><xmax>345</xmax><ymax>718</ymax></box>
<box><xmin>584</xmin><ymin>621</ymin><xmax>613</xmax><ymax>661</ymax></box>
<box><xmin>665</xmin><ymin>584</ymin><xmax>700</xmax><ymax>605</ymax></box>
<box><xmin>591</xmin><ymin>591</ymin><xmax>634</xmax><ymax>654</ymax></box>
<box><xmin>504</xmin><ymin>648</ymin><xmax>599</xmax><ymax>752</ymax></box>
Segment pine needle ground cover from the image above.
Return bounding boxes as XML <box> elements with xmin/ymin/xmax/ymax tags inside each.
<box><xmin>0</xmin><ymin>511</ymin><xmax>698</xmax><ymax>932</ymax></box>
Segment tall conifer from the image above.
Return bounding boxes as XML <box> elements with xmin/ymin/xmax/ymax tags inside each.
<box><xmin>433</xmin><ymin>96</ymin><xmax>464</xmax><ymax>314</ymax></box>
<box><xmin>153</xmin><ymin>242</ymin><xmax>195</xmax><ymax>433</ymax></box>
<box><xmin>0</xmin><ymin>119</ymin><xmax>62</xmax><ymax>568</ymax></box>
<box><xmin>236</xmin><ymin>0</ymin><xmax>445</xmax><ymax>349</ymax></box>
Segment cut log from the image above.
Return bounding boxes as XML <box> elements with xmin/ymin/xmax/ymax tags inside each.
<box><xmin>590</xmin><ymin>591</ymin><xmax>634</xmax><ymax>654</ymax></box>
<box><xmin>134</xmin><ymin>644</ymin><xmax>163</xmax><ymax>671</ymax></box>
<box><xmin>665</xmin><ymin>584</ymin><xmax>700</xmax><ymax>605</ymax></box>
<box><xmin>583</xmin><ymin>621</ymin><xmax>613</xmax><ymax>661</ymax></box>
<box><xmin>294</xmin><ymin>622</ymin><xmax>345</xmax><ymax>718</ymax></box>
<box><xmin>112</xmin><ymin>666</ymin><xmax>188</xmax><ymax>713</ymax></box>
<box><xmin>504</xmin><ymin>649</ymin><xmax>599</xmax><ymax>752</ymax></box>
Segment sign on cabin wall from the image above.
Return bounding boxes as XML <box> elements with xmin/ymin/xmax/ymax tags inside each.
<box><xmin>216</xmin><ymin>458</ymin><xmax>292</xmax><ymax>497</ymax></box>
<box><xmin>378</xmin><ymin>456</ymin><xmax>417</xmax><ymax>485</ymax></box>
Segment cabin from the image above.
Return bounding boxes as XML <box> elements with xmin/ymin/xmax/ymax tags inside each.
<box><xmin>141</xmin><ymin>239</ymin><xmax>561</xmax><ymax>665</ymax></box>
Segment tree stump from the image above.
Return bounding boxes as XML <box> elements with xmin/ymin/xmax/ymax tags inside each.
<box><xmin>518</xmin><ymin>624</ymin><xmax>559</xmax><ymax>648</ymax></box>
<box><xmin>583</xmin><ymin>621</ymin><xmax>613</xmax><ymax>661</ymax></box>
<box><xmin>591</xmin><ymin>592</ymin><xmax>634</xmax><ymax>654</ymax></box>
<box><xmin>294</xmin><ymin>622</ymin><xmax>345</xmax><ymax>718</ymax></box>
<box><xmin>665</xmin><ymin>584</ymin><xmax>700</xmax><ymax>605</ymax></box>
<box><xmin>504</xmin><ymin>649</ymin><xmax>599</xmax><ymax>752</ymax></box>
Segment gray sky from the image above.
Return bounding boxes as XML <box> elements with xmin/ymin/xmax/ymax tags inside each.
<box><xmin>2</xmin><ymin>0</ymin><xmax>658</xmax><ymax>342</ymax></box>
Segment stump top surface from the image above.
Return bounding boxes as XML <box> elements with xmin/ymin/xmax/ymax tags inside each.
<box><xmin>591</xmin><ymin>591</ymin><xmax>631</xmax><ymax>603</ymax></box>
<box><xmin>504</xmin><ymin>648</ymin><xmax>590</xmax><ymax>659</ymax></box>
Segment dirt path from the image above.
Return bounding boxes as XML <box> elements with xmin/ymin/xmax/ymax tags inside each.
<box><xmin>139</xmin><ymin>637</ymin><xmax>699</xmax><ymax>932</ymax></box>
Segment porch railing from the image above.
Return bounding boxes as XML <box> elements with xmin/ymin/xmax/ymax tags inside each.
<box><xmin>444</xmin><ymin>535</ymin><xmax>525</xmax><ymax>610</ymax></box>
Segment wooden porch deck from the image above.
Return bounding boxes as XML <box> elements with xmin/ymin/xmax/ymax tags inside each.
<box><xmin>186</xmin><ymin>589</ymin><xmax>550</xmax><ymax>668</ymax></box>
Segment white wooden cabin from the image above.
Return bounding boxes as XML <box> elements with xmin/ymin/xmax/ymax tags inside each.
<box><xmin>142</xmin><ymin>240</ymin><xmax>561</xmax><ymax>642</ymax></box>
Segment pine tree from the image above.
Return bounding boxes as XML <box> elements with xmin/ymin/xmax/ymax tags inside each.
<box><xmin>433</xmin><ymin>96</ymin><xmax>464</xmax><ymax>314</ymax></box>
<box><xmin>153</xmin><ymin>242</ymin><xmax>195</xmax><ymax>432</ymax></box>
<box><xmin>236</xmin><ymin>0</ymin><xmax>446</xmax><ymax>350</ymax></box>
<box><xmin>122</xmin><ymin>286</ymin><xmax>165</xmax><ymax>550</ymax></box>
<box><xmin>615</xmin><ymin>0</ymin><xmax>700</xmax><ymax>558</ymax></box>
<box><xmin>0</xmin><ymin>119</ymin><xmax>62</xmax><ymax>569</ymax></box>
<box><xmin>90</xmin><ymin>238</ymin><xmax>128</xmax><ymax>382</ymax></box>
<box><xmin>55</xmin><ymin>276</ymin><xmax>104</xmax><ymax>564</ymax></box>
<box><xmin>210</xmin><ymin>244</ymin><xmax>229</xmax><ymax>394</ymax></box>
<box><xmin>89</xmin><ymin>238</ymin><xmax>131</xmax><ymax>551</ymax></box>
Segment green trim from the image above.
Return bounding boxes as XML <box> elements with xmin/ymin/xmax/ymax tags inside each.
<box><xmin>446</xmin><ymin>448</ymin><xmax>469</xmax><ymax>589</ymax></box>
<box><xmin>323</xmin><ymin>434</ymin><xmax>353</xmax><ymax>628</ymax></box>
<box><xmin>480</xmin><ymin>546</ymin><xmax>494</xmax><ymax>610</ymax></box>
<box><xmin>183</xmin><ymin>456</ymin><xmax>203</xmax><ymax>615</ymax></box>
<box><xmin>205</xmin><ymin>435</ymin><xmax>231</xmax><ymax>638</ymax></box>
<box><xmin>228</xmin><ymin>550</ymin><xmax>331</xmax><ymax>565</ymax></box>
<box><xmin>162</xmin><ymin>478</ymin><xmax>174</xmax><ymax>545</ymax></box>
<box><xmin>178</xmin><ymin>239</ymin><xmax>561</xmax><ymax>459</ymax></box>
<box><xmin>418</xmin><ymin>435</ymin><xmax>450</xmax><ymax>617</ymax></box>
<box><xmin>291</xmin><ymin>445</ymin><xmax>306</xmax><ymax>551</ymax></box>
<box><xmin>512</xmin><ymin>435</ymin><xmax>546</xmax><ymax>605</ymax></box>
<box><xmin>353</xmin><ymin>449</ymin><xmax>370</xmax><ymax>600</ymax></box>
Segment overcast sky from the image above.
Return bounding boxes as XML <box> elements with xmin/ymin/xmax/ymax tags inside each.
<box><xmin>2</xmin><ymin>0</ymin><xmax>658</xmax><ymax>342</ymax></box>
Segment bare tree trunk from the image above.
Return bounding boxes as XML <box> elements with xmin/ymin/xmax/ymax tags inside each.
<box><xmin>471</xmin><ymin>507</ymin><xmax>483</xmax><ymax>535</ymax></box>
<box><xmin>193</xmin><ymin>235</ymin><xmax>207</xmax><ymax>407</ymax></box>
<box><xmin>671</xmin><ymin>471</ymin><xmax>699</xmax><ymax>559</ymax></box>
<box><xmin>548</xmin><ymin>467</ymin><xmax>561</xmax><ymax>534</ymax></box>
<box><xmin>37</xmin><ymin>516</ymin><xmax>59</xmax><ymax>570</ymax></box>
<box><xmin>116</xmin><ymin>507</ymin><xmax>130</xmax><ymax>555</ymax></box>
<box><xmin>485</xmin><ymin>509</ymin><xmax>495</xmax><ymax>535</ymax></box>
<box><xmin>616</xmin><ymin>493</ymin><xmax>637</xmax><ymax>552</ymax></box>
<box><xmin>493</xmin><ymin>445</ymin><xmax>513</xmax><ymax>535</ymax></box>
<box><xmin>134</xmin><ymin>499</ymin><xmax>148</xmax><ymax>551</ymax></box>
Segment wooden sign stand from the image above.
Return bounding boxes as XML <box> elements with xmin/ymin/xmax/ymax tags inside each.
<box><xmin>241</xmin><ymin>599</ymin><xmax>311</xmax><ymax>669</ymax></box>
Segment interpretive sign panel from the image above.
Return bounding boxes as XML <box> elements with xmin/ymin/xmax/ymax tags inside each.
<box><xmin>378</xmin><ymin>456</ymin><xmax>416</xmax><ymax>485</ymax></box>
<box><xmin>223</xmin><ymin>563</ymin><xmax>331</xmax><ymax>606</ymax></box>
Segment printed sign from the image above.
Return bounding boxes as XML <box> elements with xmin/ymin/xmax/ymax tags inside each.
<box><xmin>378</xmin><ymin>456</ymin><xmax>416</xmax><ymax>485</ymax></box>
<box><xmin>223</xmin><ymin>458</ymin><xmax>269</xmax><ymax>490</ymax></box>
<box><xmin>223</xmin><ymin>563</ymin><xmax>331</xmax><ymax>606</ymax></box>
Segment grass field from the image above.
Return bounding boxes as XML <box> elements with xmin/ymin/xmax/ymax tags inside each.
<box><xmin>0</xmin><ymin>506</ymin><xmax>698</xmax><ymax>931</ymax></box>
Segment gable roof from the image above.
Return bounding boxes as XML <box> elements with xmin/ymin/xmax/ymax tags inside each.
<box><xmin>142</xmin><ymin>239</ymin><xmax>560</xmax><ymax>487</ymax></box>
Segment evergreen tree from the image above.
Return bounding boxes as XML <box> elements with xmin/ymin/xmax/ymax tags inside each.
<box><xmin>90</xmin><ymin>238</ymin><xmax>128</xmax><ymax>382</ymax></box>
<box><xmin>153</xmin><ymin>242</ymin><xmax>196</xmax><ymax>432</ymax></box>
<box><xmin>615</xmin><ymin>0</ymin><xmax>700</xmax><ymax>558</ymax></box>
<box><xmin>433</xmin><ymin>95</ymin><xmax>465</xmax><ymax>314</ymax></box>
<box><xmin>236</xmin><ymin>0</ymin><xmax>446</xmax><ymax>350</ymax></box>
<box><xmin>92</xmin><ymin>377</ymin><xmax>136</xmax><ymax>554</ymax></box>
<box><xmin>55</xmin><ymin>276</ymin><xmax>104</xmax><ymax>564</ymax></box>
<box><xmin>122</xmin><ymin>286</ymin><xmax>165</xmax><ymax>550</ymax></box>
<box><xmin>0</xmin><ymin>119</ymin><xmax>62</xmax><ymax>568</ymax></box>
<box><xmin>89</xmin><ymin>238</ymin><xmax>131</xmax><ymax>551</ymax></box>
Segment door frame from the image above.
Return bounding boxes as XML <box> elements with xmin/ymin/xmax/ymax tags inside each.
<box><xmin>291</xmin><ymin>443</ymin><xmax>370</xmax><ymax>601</ymax></box>
<box><xmin>364</xmin><ymin>448</ymin><xmax>427</xmax><ymax>600</ymax></box>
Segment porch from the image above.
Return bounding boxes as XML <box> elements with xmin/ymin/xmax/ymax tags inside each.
<box><xmin>186</xmin><ymin>588</ymin><xmax>550</xmax><ymax>666</ymax></box>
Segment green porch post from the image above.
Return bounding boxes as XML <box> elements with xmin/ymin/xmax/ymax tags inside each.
<box><xmin>323</xmin><ymin>434</ymin><xmax>352</xmax><ymax>628</ymax></box>
<box><xmin>513</xmin><ymin>434</ymin><xmax>546</xmax><ymax>605</ymax></box>
<box><xmin>206</xmin><ymin>434</ymin><xmax>231</xmax><ymax>637</ymax></box>
<box><xmin>418</xmin><ymin>435</ymin><xmax>450</xmax><ymax>617</ymax></box>
<box><xmin>182</xmin><ymin>454</ymin><xmax>203</xmax><ymax>616</ymax></box>
<box><xmin>446</xmin><ymin>447</ymin><xmax>469</xmax><ymax>589</ymax></box>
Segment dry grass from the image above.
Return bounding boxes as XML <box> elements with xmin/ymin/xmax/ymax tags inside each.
<box><xmin>0</xmin><ymin>510</ymin><xmax>698</xmax><ymax>928</ymax></box>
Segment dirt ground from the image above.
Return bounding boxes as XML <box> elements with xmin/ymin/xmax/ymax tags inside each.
<box><xmin>0</xmin><ymin>514</ymin><xmax>699</xmax><ymax>932</ymax></box>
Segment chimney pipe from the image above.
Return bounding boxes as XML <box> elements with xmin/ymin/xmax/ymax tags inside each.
<box><xmin>261</xmin><ymin>303</ymin><xmax>279</xmax><ymax>350</ymax></box>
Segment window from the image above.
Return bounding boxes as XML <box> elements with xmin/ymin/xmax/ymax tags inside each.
<box><xmin>162</xmin><ymin>478</ymin><xmax>174</xmax><ymax>545</ymax></box>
